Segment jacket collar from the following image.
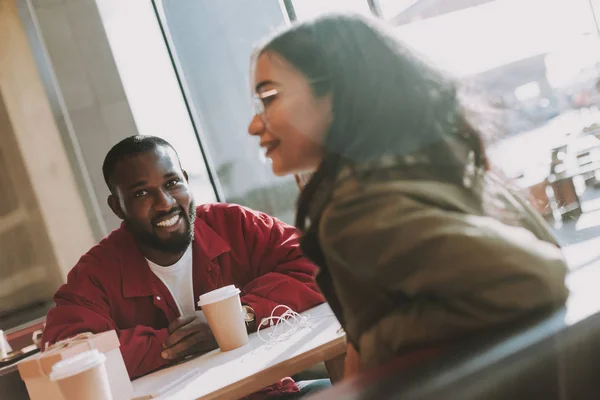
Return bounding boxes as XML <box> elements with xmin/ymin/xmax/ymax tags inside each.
<box><xmin>120</xmin><ymin>215</ymin><xmax>231</xmax><ymax>298</ymax></box>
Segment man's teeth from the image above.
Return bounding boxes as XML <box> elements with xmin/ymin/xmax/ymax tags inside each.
<box><xmin>156</xmin><ymin>215</ymin><xmax>180</xmax><ymax>227</ymax></box>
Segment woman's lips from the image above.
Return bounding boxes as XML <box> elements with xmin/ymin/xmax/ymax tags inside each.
<box><xmin>261</xmin><ymin>140</ymin><xmax>280</xmax><ymax>157</ymax></box>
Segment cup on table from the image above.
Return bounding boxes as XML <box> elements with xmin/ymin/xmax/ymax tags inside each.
<box><xmin>49</xmin><ymin>349</ymin><xmax>113</xmax><ymax>400</ymax></box>
<box><xmin>197</xmin><ymin>285</ymin><xmax>249</xmax><ymax>351</ymax></box>
<box><xmin>0</xmin><ymin>329</ymin><xmax>12</xmax><ymax>359</ymax></box>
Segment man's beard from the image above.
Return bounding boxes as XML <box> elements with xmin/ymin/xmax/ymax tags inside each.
<box><xmin>126</xmin><ymin>200</ymin><xmax>196</xmax><ymax>254</ymax></box>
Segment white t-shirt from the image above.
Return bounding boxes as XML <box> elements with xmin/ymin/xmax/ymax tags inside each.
<box><xmin>147</xmin><ymin>246</ymin><xmax>195</xmax><ymax>316</ymax></box>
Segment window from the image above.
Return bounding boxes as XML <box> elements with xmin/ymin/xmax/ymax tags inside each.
<box><xmin>96</xmin><ymin>0</ymin><xmax>218</xmax><ymax>209</ymax></box>
<box><xmin>153</xmin><ymin>1</ymin><xmax>299</xmax><ymax>223</ymax></box>
<box><xmin>387</xmin><ymin>0</ymin><xmax>600</xmax><ymax>269</ymax></box>
<box><xmin>291</xmin><ymin>0</ymin><xmax>374</xmax><ymax>20</ymax></box>
<box><xmin>378</xmin><ymin>0</ymin><xmax>428</xmax><ymax>21</ymax></box>
<box><xmin>151</xmin><ymin>0</ymin><xmax>600</xmax><ymax>268</ymax></box>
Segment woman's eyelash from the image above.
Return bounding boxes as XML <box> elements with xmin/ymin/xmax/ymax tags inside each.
<box><xmin>261</xmin><ymin>95</ymin><xmax>277</xmax><ymax>105</ymax></box>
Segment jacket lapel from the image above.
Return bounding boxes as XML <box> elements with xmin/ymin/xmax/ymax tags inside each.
<box><xmin>117</xmin><ymin>226</ymin><xmax>180</xmax><ymax>320</ymax></box>
<box><xmin>116</xmin><ymin>215</ymin><xmax>234</xmax><ymax>317</ymax></box>
<box><xmin>190</xmin><ymin>217</ymin><xmax>231</xmax><ymax>308</ymax></box>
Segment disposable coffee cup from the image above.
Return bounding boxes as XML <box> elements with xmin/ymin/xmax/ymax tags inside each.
<box><xmin>50</xmin><ymin>349</ymin><xmax>113</xmax><ymax>400</ymax></box>
<box><xmin>0</xmin><ymin>330</ymin><xmax>12</xmax><ymax>359</ymax></box>
<box><xmin>197</xmin><ymin>285</ymin><xmax>249</xmax><ymax>351</ymax></box>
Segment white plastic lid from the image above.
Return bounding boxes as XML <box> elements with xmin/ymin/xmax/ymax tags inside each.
<box><xmin>49</xmin><ymin>349</ymin><xmax>107</xmax><ymax>381</ymax></box>
<box><xmin>197</xmin><ymin>285</ymin><xmax>240</xmax><ymax>307</ymax></box>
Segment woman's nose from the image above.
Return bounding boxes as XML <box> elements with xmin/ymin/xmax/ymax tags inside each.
<box><xmin>248</xmin><ymin>114</ymin><xmax>265</xmax><ymax>137</ymax></box>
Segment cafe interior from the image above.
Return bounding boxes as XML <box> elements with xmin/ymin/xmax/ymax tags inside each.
<box><xmin>2</xmin><ymin>0</ymin><xmax>600</xmax><ymax>398</ymax></box>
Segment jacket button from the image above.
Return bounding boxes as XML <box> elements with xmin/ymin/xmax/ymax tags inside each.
<box><xmin>156</xmin><ymin>296</ymin><xmax>161</xmax><ymax>301</ymax></box>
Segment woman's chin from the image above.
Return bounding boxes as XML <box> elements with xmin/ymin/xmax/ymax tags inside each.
<box><xmin>271</xmin><ymin>164</ymin><xmax>290</xmax><ymax>177</ymax></box>
<box><xmin>269</xmin><ymin>154</ymin><xmax>319</xmax><ymax>177</ymax></box>
<box><xmin>269</xmin><ymin>159</ymin><xmax>294</xmax><ymax>177</ymax></box>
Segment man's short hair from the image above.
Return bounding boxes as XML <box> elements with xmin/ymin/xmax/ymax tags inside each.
<box><xmin>102</xmin><ymin>135</ymin><xmax>179</xmax><ymax>193</ymax></box>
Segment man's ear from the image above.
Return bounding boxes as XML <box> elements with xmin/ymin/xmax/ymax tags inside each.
<box><xmin>108</xmin><ymin>194</ymin><xmax>125</xmax><ymax>220</ymax></box>
<box><xmin>183</xmin><ymin>170</ymin><xmax>189</xmax><ymax>182</ymax></box>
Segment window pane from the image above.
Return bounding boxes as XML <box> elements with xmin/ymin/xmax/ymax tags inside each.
<box><xmin>155</xmin><ymin>0</ymin><xmax>299</xmax><ymax>223</ymax></box>
<box><xmin>391</xmin><ymin>0</ymin><xmax>600</xmax><ymax>266</ymax></box>
<box><xmin>380</xmin><ymin>0</ymin><xmax>495</xmax><ymax>22</ymax></box>
<box><xmin>393</xmin><ymin>0</ymin><xmax>598</xmax><ymax>78</ymax></box>
<box><xmin>291</xmin><ymin>0</ymin><xmax>373</xmax><ymax>20</ymax></box>
<box><xmin>154</xmin><ymin>0</ymin><xmax>600</xmax><ymax>266</ymax></box>
<box><xmin>592</xmin><ymin>0</ymin><xmax>600</xmax><ymax>34</ymax></box>
<box><xmin>96</xmin><ymin>0</ymin><xmax>218</xmax><ymax>209</ymax></box>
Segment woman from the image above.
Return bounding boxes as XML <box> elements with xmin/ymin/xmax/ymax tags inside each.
<box><xmin>248</xmin><ymin>14</ymin><xmax>569</xmax><ymax>374</ymax></box>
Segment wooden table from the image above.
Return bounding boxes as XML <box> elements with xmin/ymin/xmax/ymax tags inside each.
<box><xmin>132</xmin><ymin>303</ymin><xmax>345</xmax><ymax>399</ymax></box>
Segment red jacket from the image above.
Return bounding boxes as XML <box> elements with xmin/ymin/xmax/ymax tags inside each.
<box><xmin>42</xmin><ymin>204</ymin><xmax>324</xmax><ymax>393</ymax></box>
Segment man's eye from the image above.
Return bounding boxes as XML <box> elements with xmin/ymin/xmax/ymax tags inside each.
<box><xmin>134</xmin><ymin>190</ymin><xmax>148</xmax><ymax>198</ymax></box>
<box><xmin>166</xmin><ymin>179</ymin><xmax>180</xmax><ymax>188</ymax></box>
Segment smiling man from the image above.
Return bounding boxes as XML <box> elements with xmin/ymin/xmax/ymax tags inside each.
<box><xmin>41</xmin><ymin>136</ymin><xmax>326</xmax><ymax>397</ymax></box>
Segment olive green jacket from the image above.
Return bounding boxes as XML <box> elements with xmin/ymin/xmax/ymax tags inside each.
<box><xmin>314</xmin><ymin>167</ymin><xmax>569</xmax><ymax>369</ymax></box>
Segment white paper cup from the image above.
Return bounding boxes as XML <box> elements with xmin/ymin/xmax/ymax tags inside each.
<box><xmin>0</xmin><ymin>330</ymin><xmax>11</xmax><ymax>359</ymax></box>
<box><xmin>50</xmin><ymin>349</ymin><xmax>113</xmax><ymax>400</ymax></box>
<box><xmin>197</xmin><ymin>285</ymin><xmax>249</xmax><ymax>351</ymax></box>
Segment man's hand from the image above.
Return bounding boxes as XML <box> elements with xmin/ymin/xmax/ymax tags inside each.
<box><xmin>161</xmin><ymin>315</ymin><xmax>218</xmax><ymax>360</ymax></box>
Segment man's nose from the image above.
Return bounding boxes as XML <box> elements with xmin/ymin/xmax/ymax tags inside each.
<box><xmin>154</xmin><ymin>189</ymin><xmax>176</xmax><ymax>211</ymax></box>
<box><xmin>248</xmin><ymin>114</ymin><xmax>265</xmax><ymax>137</ymax></box>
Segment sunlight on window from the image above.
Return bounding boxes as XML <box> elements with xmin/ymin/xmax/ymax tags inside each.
<box><xmin>394</xmin><ymin>0</ymin><xmax>598</xmax><ymax>77</ymax></box>
<box><xmin>97</xmin><ymin>0</ymin><xmax>217</xmax><ymax>204</ymax></box>
<box><xmin>515</xmin><ymin>82</ymin><xmax>541</xmax><ymax>102</ymax></box>
<box><xmin>378</xmin><ymin>0</ymin><xmax>421</xmax><ymax>20</ymax></box>
<box><xmin>292</xmin><ymin>0</ymin><xmax>372</xmax><ymax>20</ymax></box>
<box><xmin>545</xmin><ymin>36</ymin><xmax>600</xmax><ymax>89</ymax></box>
